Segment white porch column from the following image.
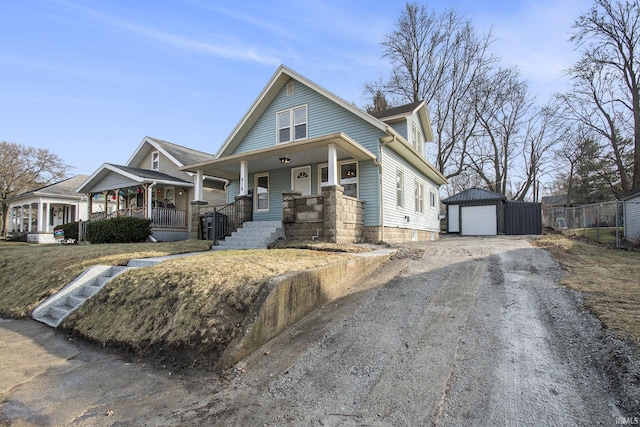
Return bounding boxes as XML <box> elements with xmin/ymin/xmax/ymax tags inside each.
<box><xmin>194</xmin><ymin>170</ymin><xmax>204</xmax><ymax>201</ymax></box>
<box><xmin>9</xmin><ymin>208</ymin><xmax>14</xmax><ymax>232</ymax></box>
<box><xmin>27</xmin><ymin>204</ymin><xmax>33</xmax><ymax>232</ymax></box>
<box><xmin>38</xmin><ymin>201</ymin><xmax>45</xmax><ymax>232</ymax></box>
<box><xmin>19</xmin><ymin>206</ymin><xmax>24</xmax><ymax>232</ymax></box>
<box><xmin>239</xmin><ymin>160</ymin><xmax>248</xmax><ymax>196</ymax></box>
<box><xmin>147</xmin><ymin>183</ymin><xmax>156</xmax><ymax>219</ymax></box>
<box><xmin>328</xmin><ymin>143</ymin><xmax>338</xmax><ymax>186</ymax></box>
<box><xmin>44</xmin><ymin>204</ymin><xmax>51</xmax><ymax>232</ymax></box>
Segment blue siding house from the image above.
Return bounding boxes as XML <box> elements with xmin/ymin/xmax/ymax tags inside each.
<box><xmin>183</xmin><ymin>65</ymin><xmax>447</xmax><ymax>244</ymax></box>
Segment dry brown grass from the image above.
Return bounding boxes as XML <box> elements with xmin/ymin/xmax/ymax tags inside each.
<box><xmin>63</xmin><ymin>249</ymin><xmax>351</xmax><ymax>363</ymax></box>
<box><xmin>534</xmin><ymin>234</ymin><xmax>640</xmax><ymax>344</ymax></box>
<box><xmin>0</xmin><ymin>240</ymin><xmax>211</xmax><ymax>317</ymax></box>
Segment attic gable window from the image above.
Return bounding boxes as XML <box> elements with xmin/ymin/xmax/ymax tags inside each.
<box><xmin>277</xmin><ymin>105</ymin><xmax>307</xmax><ymax>144</ymax></box>
<box><xmin>151</xmin><ymin>151</ymin><xmax>159</xmax><ymax>170</ymax></box>
<box><xmin>411</xmin><ymin>124</ymin><xmax>424</xmax><ymax>156</ymax></box>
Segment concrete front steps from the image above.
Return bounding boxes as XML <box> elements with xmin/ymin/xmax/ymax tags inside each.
<box><xmin>32</xmin><ymin>265</ymin><xmax>131</xmax><ymax>328</ymax></box>
<box><xmin>214</xmin><ymin>221</ymin><xmax>285</xmax><ymax>250</ymax></box>
<box><xmin>31</xmin><ymin>251</ymin><xmax>206</xmax><ymax>328</ymax></box>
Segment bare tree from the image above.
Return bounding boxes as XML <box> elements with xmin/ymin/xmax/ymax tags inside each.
<box><xmin>570</xmin><ymin>0</ymin><xmax>640</xmax><ymax>191</ymax></box>
<box><xmin>366</xmin><ymin>2</ymin><xmax>497</xmax><ymax>179</ymax></box>
<box><xmin>0</xmin><ymin>141</ymin><xmax>69</xmax><ymax>236</ymax></box>
<box><xmin>467</xmin><ymin>67</ymin><xmax>532</xmax><ymax>196</ymax></box>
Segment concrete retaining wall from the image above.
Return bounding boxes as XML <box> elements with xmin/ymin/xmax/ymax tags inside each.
<box><xmin>215</xmin><ymin>248</ymin><xmax>395</xmax><ymax>370</ymax></box>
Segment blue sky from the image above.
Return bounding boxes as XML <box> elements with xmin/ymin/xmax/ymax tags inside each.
<box><xmin>1</xmin><ymin>0</ymin><xmax>588</xmax><ymax>176</ymax></box>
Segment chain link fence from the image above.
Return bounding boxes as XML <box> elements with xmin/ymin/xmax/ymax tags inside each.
<box><xmin>542</xmin><ymin>200</ymin><xmax>633</xmax><ymax>248</ymax></box>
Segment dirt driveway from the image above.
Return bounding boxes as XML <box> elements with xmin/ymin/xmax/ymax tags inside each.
<box><xmin>1</xmin><ymin>236</ymin><xmax>637</xmax><ymax>426</ymax></box>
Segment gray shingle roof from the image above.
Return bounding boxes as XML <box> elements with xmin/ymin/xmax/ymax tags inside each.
<box><xmin>29</xmin><ymin>175</ymin><xmax>89</xmax><ymax>196</ymax></box>
<box><xmin>442</xmin><ymin>188</ymin><xmax>506</xmax><ymax>204</ymax></box>
<box><xmin>146</xmin><ymin>137</ymin><xmax>215</xmax><ymax>166</ymax></box>
<box><xmin>107</xmin><ymin>164</ymin><xmax>191</xmax><ymax>184</ymax></box>
<box><xmin>369</xmin><ymin>100</ymin><xmax>424</xmax><ymax>119</ymax></box>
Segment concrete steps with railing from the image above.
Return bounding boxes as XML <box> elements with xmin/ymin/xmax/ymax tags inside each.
<box><xmin>214</xmin><ymin>221</ymin><xmax>285</xmax><ymax>250</ymax></box>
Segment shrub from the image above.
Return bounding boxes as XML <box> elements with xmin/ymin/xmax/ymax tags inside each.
<box><xmin>54</xmin><ymin>221</ymin><xmax>80</xmax><ymax>241</ymax></box>
<box><xmin>85</xmin><ymin>217</ymin><xmax>152</xmax><ymax>244</ymax></box>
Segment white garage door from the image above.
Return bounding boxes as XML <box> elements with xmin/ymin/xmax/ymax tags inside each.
<box><xmin>461</xmin><ymin>205</ymin><xmax>497</xmax><ymax>235</ymax></box>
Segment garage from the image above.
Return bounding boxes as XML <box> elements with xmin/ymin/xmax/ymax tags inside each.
<box><xmin>442</xmin><ymin>188</ymin><xmax>506</xmax><ymax>236</ymax></box>
<box><xmin>461</xmin><ymin>205</ymin><xmax>497</xmax><ymax>235</ymax></box>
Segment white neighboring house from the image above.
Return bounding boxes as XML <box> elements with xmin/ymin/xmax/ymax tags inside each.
<box><xmin>623</xmin><ymin>189</ymin><xmax>640</xmax><ymax>243</ymax></box>
<box><xmin>6</xmin><ymin>175</ymin><xmax>97</xmax><ymax>243</ymax></box>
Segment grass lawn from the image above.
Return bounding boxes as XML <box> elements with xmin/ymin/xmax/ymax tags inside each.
<box><xmin>534</xmin><ymin>234</ymin><xmax>640</xmax><ymax>345</ymax></box>
<box><xmin>0</xmin><ymin>239</ymin><xmax>212</xmax><ymax>318</ymax></box>
<box><xmin>565</xmin><ymin>227</ymin><xmax>623</xmax><ymax>246</ymax></box>
<box><xmin>0</xmin><ymin>239</ymin><xmax>352</xmax><ymax>367</ymax></box>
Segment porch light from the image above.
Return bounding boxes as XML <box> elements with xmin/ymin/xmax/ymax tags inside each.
<box><xmin>279</xmin><ymin>156</ymin><xmax>291</xmax><ymax>164</ymax></box>
<box><xmin>346</xmin><ymin>168</ymin><xmax>357</xmax><ymax>177</ymax></box>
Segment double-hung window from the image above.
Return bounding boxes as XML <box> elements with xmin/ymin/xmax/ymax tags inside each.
<box><xmin>430</xmin><ymin>191</ymin><xmax>436</xmax><ymax>208</ymax></box>
<box><xmin>151</xmin><ymin>151</ymin><xmax>159</xmax><ymax>171</ymax></box>
<box><xmin>415</xmin><ymin>180</ymin><xmax>424</xmax><ymax>213</ymax></box>
<box><xmin>396</xmin><ymin>169</ymin><xmax>404</xmax><ymax>208</ymax></box>
<box><xmin>411</xmin><ymin>124</ymin><xmax>424</xmax><ymax>156</ymax></box>
<box><xmin>277</xmin><ymin>105</ymin><xmax>307</xmax><ymax>144</ymax></box>
<box><xmin>318</xmin><ymin>161</ymin><xmax>358</xmax><ymax>198</ymax></box>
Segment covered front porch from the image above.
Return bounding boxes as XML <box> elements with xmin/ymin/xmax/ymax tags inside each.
<box><xmin>182</xmin><ymin>133</ymin><xmax>378</xmax><ymax>243</ymax></box>
<box><xmin>8</xmin><ymin>199</ymin><xmax>83</xmax><ymax>243</ymax></box>
<box><xmin>77</xmin><ymin>165</ymin><xmax>194</xmax><ymax>241</ymax></box>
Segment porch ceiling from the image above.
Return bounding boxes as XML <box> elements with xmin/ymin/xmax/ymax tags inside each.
<box><xmin>181</xmin><ymin>132</ymin><xmax>377</xmax><ymax>179</ymax></box>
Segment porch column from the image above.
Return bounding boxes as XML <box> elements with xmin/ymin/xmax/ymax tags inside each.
<box><xmin>19</xmin><ymin>206</ymin><xmax>24</xmax><ymax>232</ymax></box>
<box><xmin>239</xmin><ymin>160</ymin><xmax>249</xmax><ymax>196</ymax></box>
<box><xmin>27</xmin><ymin>204</ymin><xmax>33</xmax><ymax>232</ymax></box>
<box><xmin>115</xmin><ymin>188</ymin><xmax>121</xmax><ymax>214</ymax></box>
<box><xmin>194</xmin><ymin>170</ymin><xmax>204</xmax><ymax>201</ymax></box>
<box><xmin>87</xmin><ymin>193</ymin><xmax>93</xmax><ymax>220</ymax></box>
<box><xmin>147</xmin><ymin>183</ymin><xmax>155</xmax><ymax>219</ymax></box>
<box><xmin>9</xmin><ymin>208</ymin><xmax>14</xmax><ymax>232</ymax></box>
<box><xmin>103</xmin><ymin>191</ymin><xmax>108</xmax><ymax>215</ymax></box>
<box><xmin>328</xmin><ymin>143</ymin><xmax>338</xmax><ymax>186</ymax></box>
<box><xmin>44</xmin><ymin>204</ymin><xmax>51</xmax><ymax>232</ymax></box>
<box><xmin>37</xmin><ymin>201</ymin><xmax>45</xmax><ymax>232</ymax></box>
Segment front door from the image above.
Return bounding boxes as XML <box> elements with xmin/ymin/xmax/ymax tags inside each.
<box><xmin>291</xmin><ymin>166</ymin><xmax>311</xmax><ymax>196</ymax></box>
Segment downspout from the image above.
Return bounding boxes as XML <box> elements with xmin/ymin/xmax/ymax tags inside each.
<box><xmin>375</xmin><ymin>128</ymin><xmax>397</xmax><ymax>243</ymax></box>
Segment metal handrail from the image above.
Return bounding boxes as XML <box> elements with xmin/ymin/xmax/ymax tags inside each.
<box><xmin>200</xmin><ymin>196</ymin><xmax>253</xmax><ymax>242</ymax></box>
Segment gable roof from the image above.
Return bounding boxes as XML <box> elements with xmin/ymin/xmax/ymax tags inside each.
<box><xmin>216</xmin><ymin>65</ymin><xmax>398</xmax><ymax>158</ymax></box>
<box><xmin>442</xmin><ymin>188</ymin><xmax>507</xmax><ymax>204</ymax></box>
<box><xmin>369</xmin><ymin>100</ymin><xmax>434</xmax><ymax>142</ymax></box>
<box><xmin>8</xmin><ymin>175</ymin><xmax>89</xmax><ymax>202</ymax></box>
<box><xmin>127</xmin><ymin>136</ymin><xmax>215</xmax><ymax>169</ymax></box>
<box><xmin>203</xmin><ymin>65</ymin><xmax>446</xmax><ymax>185</ymax></box>
<box><xmin>76</xmin><ymin>163</ymin><xmax>192</xmax><ymax>194</ymax></box>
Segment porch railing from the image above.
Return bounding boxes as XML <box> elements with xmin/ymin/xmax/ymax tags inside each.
<box><xmin>79</xmin><ymin>207</ymin><xmax>187</xmax><ymax>241</ymax></box>
<box><xmin>200</xmin><ymin>196</ymin><xmax>253</xmax><ymax>241</ymax></box>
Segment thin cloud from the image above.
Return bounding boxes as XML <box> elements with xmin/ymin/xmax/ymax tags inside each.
<box><xmin>53</xmin><ymin>0</ymin><xmax>281</xmax><ymax>65</ymax></box>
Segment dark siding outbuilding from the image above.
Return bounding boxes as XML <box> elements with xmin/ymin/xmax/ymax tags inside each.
<box><xmin>442</xmin><ymin>188</ymin><xmax>542</xmax><ymax>236</ymax></box>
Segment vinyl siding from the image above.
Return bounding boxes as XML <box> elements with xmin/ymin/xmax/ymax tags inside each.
<box><xmin>234</xmin><ymin>79</ymin><xmax>386</xmax><ymax>155</ymax></box>
<box><xmin>625</xmin><ymin>196</ymin><xmax>640</xmax><ymax>241</ymax></box>
<box><xmin>389</xmin><ymin>121</ymin><xmax>408</xmax><ymax>140</ymax></box>
<box><xmin>382</xmin><ymin>148</ymin><xmax>439</xmax><ymax>231</ymax></box>
<box><xmin>90</xmin><ymin>174</ymin><xmax>140</xmax><ymax>193</ymax></box>
<box><xmin>135</xmin><ymin>150</ymin><xmax>192</xmax><ymax>181</ymax></box>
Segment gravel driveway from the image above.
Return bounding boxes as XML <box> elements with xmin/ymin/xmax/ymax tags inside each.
<box><xmin>1</xmin><ymin>236</ymin><xmax>637</xmax><ymax>426</ymax></box>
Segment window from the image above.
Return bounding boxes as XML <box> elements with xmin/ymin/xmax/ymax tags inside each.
<box><xmin>151</xmin><ymin>151</ymin><xmax>159</xmax><ymax>171</ymax></box>
<box><xmin>287</xmin><ymin>81</ymin><xmax>295</xmax><ymax>96</ymax></box>
<box><xmin>415</xmin><ymin>180</ymin><xmax>424</xmax><ymax>214</ymax></box>
<box><xmin>430</xmin><ymin>191</ymin><xmax>436</xmax><ymax>208</ymax></box>
<box><xmin>396</xmin><ymin>169</ymin><xmax>404</xmax><ymax>208</ymax></box>
<box><xmin>318</xmin><ymin>161</ymin><xmax>358</xmax><ymax>198</ymax></box>
<box><xmin>277</xmin><ymin>105</ymin><xmax>307</xmax><ymax>144</ymax></box>
<box><xmin>411</xmin><ymin>124</ymin><xmax>424</xmax><ymax>156</ymax></box>
<box><xmin>255</xmin><ymin>173</ymin><xmax>269</xmax><ymax>211</ymax></box>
